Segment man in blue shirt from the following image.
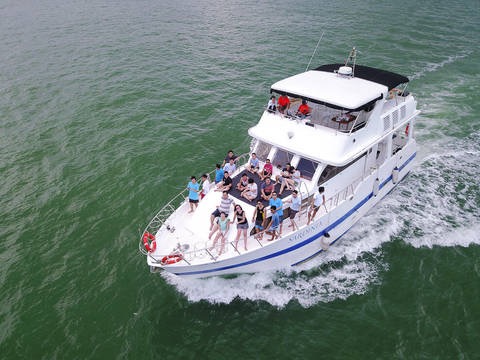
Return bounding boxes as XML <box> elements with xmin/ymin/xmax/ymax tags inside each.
<box><xmin>187</xmin><ymin>176</ymin><xmax>200</xmax><ymax>213</ymax></box>
<box><xmin>214</xmin><ymin>163</ymin><xmax>224</xmax><ymax>184</ymax></box>
<box><xmin>266</xmin><ymin>206</ymin><xmax>281</xmax><ymax>241</ymax></box>
<box><xmin>269</xmin><ymin>192</ymin><xmax>283</xmax><ymax>235</ymax></box>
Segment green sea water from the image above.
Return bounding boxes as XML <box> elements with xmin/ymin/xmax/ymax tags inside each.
<box><xmin>1</xmin><ymin>0</ymin><xmax>480</xmax><ymax>358</ymax></box>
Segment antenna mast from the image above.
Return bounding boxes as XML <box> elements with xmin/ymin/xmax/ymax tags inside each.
<box><xmin>305</xmin><ymin>31</ymin><xmax>325</xmax><ymax>72</ymax></box>
<box><xmin>344</xmin><ymin>47</ymin><xmax>357</xmax><ymax>76</ymax></box>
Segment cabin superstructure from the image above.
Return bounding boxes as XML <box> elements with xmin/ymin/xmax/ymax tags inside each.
<box><xmin>248</xmin><ymin>63</ymin><xmax>418</xmax><ymax>196</ymax></box>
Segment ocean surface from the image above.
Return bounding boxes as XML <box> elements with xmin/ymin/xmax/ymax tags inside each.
<box><xmin>1</xmin><ymin>0</ymin><xmax>480</xmax><ymax>358</ymax></box>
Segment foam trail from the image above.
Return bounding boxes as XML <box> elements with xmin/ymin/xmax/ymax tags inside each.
<box><xmin>163</xmin><ymin>134</ymin><xmax>480</xmax><ymax>308</ymax></box>
<box><xmin>409</xmin><ymin>51</ymin><xmax>472</xmax><ymax>81</ymax></box>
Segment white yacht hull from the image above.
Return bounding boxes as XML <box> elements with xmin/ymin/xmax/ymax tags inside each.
<box><xmin>152</xmin><ymin>145</ymin><xmax>416</xmax><ymax>278</ymax></box>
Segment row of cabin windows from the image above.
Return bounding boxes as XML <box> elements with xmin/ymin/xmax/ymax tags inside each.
<box><xmin>254</xmin><ymin>122</ymin><xmax>410</xmax><ymax>186</ymax></box>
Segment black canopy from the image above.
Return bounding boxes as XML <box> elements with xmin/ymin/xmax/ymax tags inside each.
<box><xmin>314</xmin><ymin>64</ymin><xmax>409</xmax><ymax>90</ymax></box>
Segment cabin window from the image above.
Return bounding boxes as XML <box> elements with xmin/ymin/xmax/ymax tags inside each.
<box><xmin>318</xmin><ymin>153</ymin><xmax>366</xmax><ymax>185</ymax></box>
<box><xmin>272</xmin><ymin>149</ymin><xmax>294</xmax><ymax>168</ymax></box>
<box><xmin>296</xmin><ymin>158</ymin><xmax>318</xmax><ymax>180</ymax></box>
<box><xmin>255</xmin><ymin>141</ymin><xmax>272</xmax><ymax>162</ymax></box>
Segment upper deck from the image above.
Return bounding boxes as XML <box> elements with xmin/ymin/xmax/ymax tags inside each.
<box><xmin>250</xmin><ymin>64</ymin><xmax>415</xmax><ymax>166</ymax></box>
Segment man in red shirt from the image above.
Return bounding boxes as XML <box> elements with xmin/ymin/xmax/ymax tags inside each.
<box><xmin>259</xmin><ymin>159</ymin><xmax>273</xmax><ymax>181</ymax></box>
<box><xmin>296</xmin><ymin>100</ymin><xmax>311</xmax><ymax>118</ymax></box>
<box><xmin>277</xmin><ymin>95</ymin><xmax>290</xmax><ymax>113</ymax></box>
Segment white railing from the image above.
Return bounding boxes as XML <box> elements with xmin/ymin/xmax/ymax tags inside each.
<box><xmin>140</xmin><ymin>160</ymin><xmax>363</xmax><ymax>266</ymax></box>
<box><xmin>138</xmin><ymin>153</ymin><xmax>251</xmax><ymax>256</ymax></box>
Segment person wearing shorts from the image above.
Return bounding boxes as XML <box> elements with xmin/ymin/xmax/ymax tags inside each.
<box><xmin>210</xmin><ymin>191</ymin><xmax>234</xmax><ymax>229</ymax></box>
<box><xmin>252</xmin><ymin>201</ymin><xmax>266</xmax><ymax>239</ymax></box>
<box><xmin>261</xmin><ymin>178</ymin><xmax>274</xmax><ymax>201</ymax></box>
<box><xmin>266</xmin><ymin>206</ymin><xmax>281</xmax><ymax>241</ymax></box>
<box><xmin>285</xmin><ymin>190</ymin><xmax>301</xmax><ymax>230</ymax></box>
<box><xmin>307</xmin><ymin>186</ymin><xmax>326</xmax><ymax>225</ymax></box>
<box><xmin>208</xmin><ymin>212</ymin><xmax>230</xmax><ymax>255</ymax></box>
<box><xmin>233</xmin><ymin>205</ymin><xmax>249</xmax><ymax>251</ymax></box>
<box><xmin>187</xmin><ymin>176</ymin><xmax>200</xmax><ymax>213</ymax></box>
<box><xmin>269</xmin><ymin>192</ymin><xmax>284</xmax><ymax>234</ymax></box>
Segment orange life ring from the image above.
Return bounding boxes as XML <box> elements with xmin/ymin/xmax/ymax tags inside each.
<box><xmin>143</xmin><ymin>232</ymin><xmax>156</xmax><ymax>253</ymax></box>
<box><xmin>161</xmin><ymin>254</ymin><xmax>183</xmax><ymax>265</ymax></box>
<box><xmin>405</xmin><ymin>123</ymin><xmax>410</xmax><ymax>136</ymax></box>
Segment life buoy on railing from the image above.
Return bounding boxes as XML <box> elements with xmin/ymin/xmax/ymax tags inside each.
<box><xmin>405</xmin><ymin>123</ymin><xmax>410</xmax><ymax>136</ymax></box>
<box><xmin>161</xmin><ymin>254</ymin><xmax>183</xmax><ymax>265</ymax></box>
<box><xmin>392</xmin><ymin>167</ymin><xmax>399</xmax><ymax>184</ymax></box>
<box><xmin>143</xmin><ymin>232</ymin><xmax>156</xmax><ymax>253</ymax></box>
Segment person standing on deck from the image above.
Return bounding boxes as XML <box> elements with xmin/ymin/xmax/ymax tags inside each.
<box><xmin>307</xmin><ymin>186</ymin><xmax>326</xmax><ymax>225</ymax></box>
<box><xmin>233</xmin><ymin>205</ymin><xmax>249</xmax><ymax>251</ymax></box>
<box><xmin>187</xmin><ymin>176</ymin><xmax>200</xmax><ymax>213</ymax></box>
<box><xmin>284</xmin><ymin>190</ymin><xmax>301</xmax><ymax>230</ymax></box>
<box><xmin>269</xmin><ymin>192</ymin><xmax>284</xmax><ymax>235</ymax></box>
<box><xmin>266</xmin><ymin>206</ymin><xmax>281</xmax><ymax>241</ymax></box>
<box><xmin>252</xmin><ymin>201</ymin><xmax>267</xmax><ymax>240</ymax></box>
<box><xmin>200</xmin><ymin>173</ymin><xmax>211</xmax><ymax>199</ymax></box>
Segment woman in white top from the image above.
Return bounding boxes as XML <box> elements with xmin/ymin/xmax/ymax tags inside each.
<box><xmin>241</xmin><ymin>178</ymin><xmax>258</xmax><ymax>202</ymax></box>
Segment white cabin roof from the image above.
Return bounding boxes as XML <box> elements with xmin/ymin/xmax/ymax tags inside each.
<box><xmin>271</xmin><ymin>70</ymin><xmax>388</xmax><ymax>110</ymax></box>
<box><xmin>248</xmin><ymin>112</ymin><xmax>376</xmax><ymax>166</ymax></box>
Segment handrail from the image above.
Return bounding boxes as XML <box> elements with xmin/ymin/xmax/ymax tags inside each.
<box><xmin>138</xmin><ymin>152</ymin><xmax>251</xmax><ymax>255</ymax></box>
<box><xmin>140</xmin><ymin>158</ymin><xmax>362</xmax><ymax>266</ymax></box>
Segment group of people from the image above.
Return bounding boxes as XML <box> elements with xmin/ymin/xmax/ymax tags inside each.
<box><xmin>267</xmin><ymin>95</ymin><xmax>311</xmax><ymax>118</ymax></box>
<box><xmin>187</xmin><ymin>148</ymin><xmax>328</xmax><ymax>256</ymax></box>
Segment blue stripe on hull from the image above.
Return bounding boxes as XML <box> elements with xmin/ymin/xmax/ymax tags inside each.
<box><xmin>173</xmin><ymin>152</ymin><xmax>416</xmax><ymax>276</ymax></box>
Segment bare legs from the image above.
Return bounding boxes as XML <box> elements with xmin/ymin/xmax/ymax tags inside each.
<box><xmin>234</xmin><ymin>228</ymin><xmax>248</xmax><ymax>251</ymax></box>
<box><xmin>307</xmin><ymin>207</ymin><xmax>319</xmax><ymax>225</ymax></box>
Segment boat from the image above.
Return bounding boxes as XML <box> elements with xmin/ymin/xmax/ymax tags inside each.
<box><xmin>138</xmin><ymin>48</ymin><xmax>419</xmax><ymax>278</ymax></box>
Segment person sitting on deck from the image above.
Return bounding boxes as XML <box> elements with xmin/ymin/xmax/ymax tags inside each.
<box><xmin>277</xmin><ymin>94</ymin><xmax>290</xmax><ymax>114</ymax></box>
<box><xmin>259</xmin><ymin>158</ymin><xmax>273</xmax><ymax>181</ymax></box>
<box><xmin>279</xmin><ymin>166</ymin><xmax>299</xmax><ymax>194</ymax></box>
<box><xmin>246</xmin><ymin>153</ymin><xmax>260</xmax><ymax>174</ymax></box>
<box><xmin>260</xmin><ymin>177</ymin><xmax>275</xmax><ymax>201</ymax></box>
<box><xmin>241</xmin><ymin>178</ymin><xmax>258</xmax><ymax>202</ymax></box>
<box><xmin>267</xmin><ymin>95</ymin><xmax>277</xmax><ymax>113</ymax></box>
<box><xmin>265</xmin><ymin>206</ymin><xmax>281</xmax><ymax>241</ymax></box>
<box><xmin>252</xmin><ymin>201</ymin><xmax>266</xmax><ymax>240</ymax></box>
<box><xmin>276</xmin><ymin>163</ymin><xmax>294</xmax><ymax>195</ymax></box>
<box><xmin>210</xmin><ymin>191</ymin><xmax>234</xmax><ymax>230</ymax></box>
<box><xmin>222</xmin><ymin>149</ymin><xmax>238</xmax><ymax>167</ymax></box>
<box><xmin>236</xmin><ymin>173</ymin><xmax>249</xmax><ymax>191</ymax></box>
<box><xmin>296</xmin><ymin>100</ymin><xmax>311</xmax><ymax>118</ymax></box>
<box><xmin>223</xmin><ymin>158</ymin><xmax>236</xmax><ymax>175</ymax></box>
<box><xmin>208</xmin><ymin>211</ymin><xmax>230</xmax><ymax>256</ymax></box>
<box><xmin>215</xmin><ymin>171</ymin><xmax>233</xmax><ymax>192</ymax></box>
<box><xmin>307</xmin><ymin>186</ymin><xmax>326</xmax><ymax>225</ymax></box>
